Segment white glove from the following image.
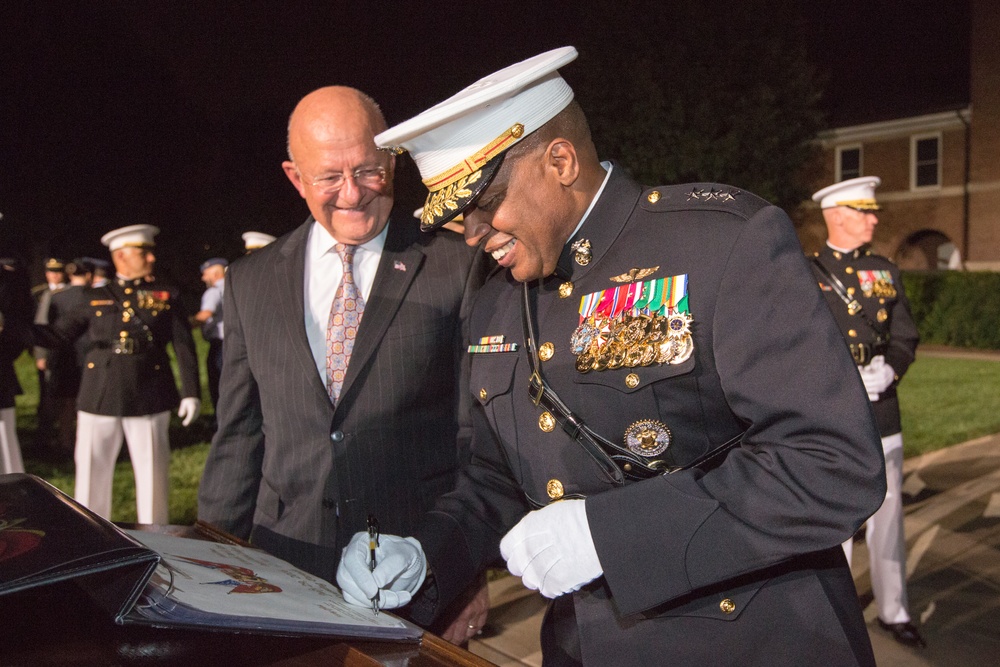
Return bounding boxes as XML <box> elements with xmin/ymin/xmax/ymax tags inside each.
<box><xmin>500</xmin><ymin>499</ymin><xmax>603</xmax><ymax>599</ymax></box>
<box><xmin>177</xmin><ymin>397</ymin><xmax>201</xmax><ymax>426</ymax></box>
<box><xmin>336</xmin><ymin>531</ymin><xmax>427</xmax><ymax>609</ymax></box>
<box><xmin>858</xmin><ymin>355</ymin><xmax>895</xmax><ymax>401</ymax></box>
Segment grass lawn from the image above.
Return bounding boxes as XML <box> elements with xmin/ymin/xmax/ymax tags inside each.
<box><xmin>12</xmin><ymin>346</ymin><xmax>1000</xmax><ymax>526</ymax></box>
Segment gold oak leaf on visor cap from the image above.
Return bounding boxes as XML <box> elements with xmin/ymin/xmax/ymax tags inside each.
<box><xmin>376</xmin><ymin>46</ymin><xmax>579</xmax><ymax>231</ymax></box>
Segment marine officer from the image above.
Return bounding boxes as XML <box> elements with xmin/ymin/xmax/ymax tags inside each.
<box><xmin>811</xmin><ymin>176</ymin><xmax>924</xmax><ymax>648</ymax></box>
<box><xmin>337</xmin><ymin>47</ymin><xmax>886</xmax><ymax>665</ymax></box>
<box><xmin>38</xmin><ymin>224</ymin><xmax>201</xmax><ymax>523</ymax></box>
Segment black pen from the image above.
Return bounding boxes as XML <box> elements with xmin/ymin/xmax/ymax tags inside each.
<box><xmin>367</xmin><ymin>514</ymin><xmax>380</xmax><ymax>615</ymax></box>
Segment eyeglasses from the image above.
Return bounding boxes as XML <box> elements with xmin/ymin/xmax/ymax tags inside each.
<box><xmin>301</xmin><ymin>166</ymin><xmax>388</xmax><ymax>195</ymax></box>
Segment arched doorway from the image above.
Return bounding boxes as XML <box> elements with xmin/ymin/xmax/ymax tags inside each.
<box><xmin>895</xmin><ymin>230</ymin><xmax>963</xmax><ymax>270</ymax></box>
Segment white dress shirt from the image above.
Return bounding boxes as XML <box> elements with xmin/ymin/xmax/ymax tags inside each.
<box><xmin>303</xmin><ymin>221</ymin><xmax>387</xmax><ymax>384</ymax></box>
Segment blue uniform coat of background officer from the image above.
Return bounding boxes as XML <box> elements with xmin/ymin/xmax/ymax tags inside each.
<box><xmin>811</xmin><ymin>176</ymin><xmax>924</xmax><ymax>648</ymax></box>
<box><xmin>337</xmin><ymin>47</ymin><xmax>887</xmax><ymax>666</ymax></box>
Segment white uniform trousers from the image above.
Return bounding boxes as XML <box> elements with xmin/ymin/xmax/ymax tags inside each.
<box><xmin>842</xmin><ymin>432</ymin><xmax>910</xmax><ymax>624</ymax></box>
<box><xmin>0</xmin><ymin>407</ymin><xmax>25</xmax><ymax>474</ymax></box>
<box><xmin>74</xmin><ymin>410</ymin><xmax>171</xmax><ymax>524</ymax></box>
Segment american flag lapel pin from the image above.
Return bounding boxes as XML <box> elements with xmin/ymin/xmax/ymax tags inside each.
<box><xmin>394</xmin><ymin>260</ymin><xmax>406</xmax><ymax>271</ymax></box>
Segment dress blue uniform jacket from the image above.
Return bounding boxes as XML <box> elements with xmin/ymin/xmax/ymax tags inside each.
<box><xmin>811</xmin><ymin>245</ymin><xmax>919</xmax><ymax>437</ymax></box>
<box><xmin>415</xmin><ymin>169</ymin><xmax>885</xmax><ymax>666</ymax></box>
<box><xmin>42</xmin><ymin>277</ymin><xmax>199</xmax><ymax>416</ymax></box>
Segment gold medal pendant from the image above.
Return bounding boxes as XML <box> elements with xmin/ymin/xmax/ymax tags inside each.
<box><xmin>670</xmin><ymin>334</ymin><xmax>694</xmax><ymax>364</ymax></box>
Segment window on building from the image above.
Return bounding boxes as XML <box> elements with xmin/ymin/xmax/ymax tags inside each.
<box><xmin>913</xmin><ymin>134</ymin><xmax>941</xmax><ymax>188</ymax></box>
<box><xmin>837</xmin><ymin>146</ymin><xmax>861</xmax><ymax>181</ymax></box>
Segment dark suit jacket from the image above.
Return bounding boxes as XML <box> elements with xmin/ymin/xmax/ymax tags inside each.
<box><xmin>415</xmin><ymin>171</ymin><xmax>885</xmax><ymax>665</ymax></box>
<box><xmin>198</xmin><ymin>214</ymin><xmax>486</xmax><ymax>584</ymax></box>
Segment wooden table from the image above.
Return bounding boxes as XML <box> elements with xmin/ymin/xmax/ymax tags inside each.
<box><xmin>0</xmin><ymin>521</ymin><xmax>494</xmax><ymax>667</ymax></box>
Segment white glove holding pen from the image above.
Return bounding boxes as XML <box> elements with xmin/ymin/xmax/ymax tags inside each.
<box><xmin>336</xmin><ymin>531</ymin><xmax>427</xmax><ymax>609</ymax></box>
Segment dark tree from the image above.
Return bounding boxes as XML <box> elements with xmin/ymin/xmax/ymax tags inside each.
<box><xmin>565</xmin><ymin>0</ymin><xmax>825</xmax><ymax>211</ymax></box>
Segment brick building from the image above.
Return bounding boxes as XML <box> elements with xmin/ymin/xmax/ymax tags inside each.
<box><xmin>797</xmin><ymin>0</ymin><xmax>998</xmax><ymax>271</ymax></box>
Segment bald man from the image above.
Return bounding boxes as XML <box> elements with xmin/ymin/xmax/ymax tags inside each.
<box><xmin>198</xmin><ymin>87</ymin><xmax>489</xmax><ymax>641</ymax></box>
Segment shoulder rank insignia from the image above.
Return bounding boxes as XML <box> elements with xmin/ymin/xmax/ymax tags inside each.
<box><xmin>570</xmin><ymin>274</ymin><xmax>693</xmax><ymax>373</ymax></box>
<box><xmin>610</xmin><ymin>266</ymin><xmax>659</xmax><ymax>283</ymax></box>
<box><xmin>686</xmin><ymin>187</ymin><xmax>740</xmax><ymax>202</ymax></box>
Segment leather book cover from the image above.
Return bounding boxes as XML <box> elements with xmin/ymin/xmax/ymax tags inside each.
<box><xmin>0</xmin><ymin>473</ymin><xmax>160</xmax><ymax>620</ymax></box>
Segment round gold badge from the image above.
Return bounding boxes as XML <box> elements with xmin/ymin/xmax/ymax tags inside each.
<box><xmin>624</xmin><ymin>419</ymin><xmax>672</xmax><ymax>457</ymax></box>
<box><xmin>547</xmin><ymin>479</ymin><xmax>564</xmax><ymax>500</ymax></box>
<box><xmin>647</xmin><ymin>190</ymin><xmax>661</xmax><ymax>203</ymax></box>
<box><xmin>558</xmin><ymin>282</ymin><xmax>574</xmax><ymax>298</ymax></box>
<box><xmin>538</xmin><ymin>411</ymin><xmax>556</xmax><ymax>432</ymax></box>
<box><xmin>538</xmin><ymin>342</ymin><xmax>555</xmax><ymax>361</ymax></box>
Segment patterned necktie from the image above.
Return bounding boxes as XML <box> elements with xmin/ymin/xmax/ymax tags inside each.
<box><xmin>326</xmin><ymin>243</ymin><xmax>365</xmax><ymax>404</ymax></box>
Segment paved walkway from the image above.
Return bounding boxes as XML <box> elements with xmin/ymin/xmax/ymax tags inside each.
<box><xmin>469</xmin><ymin>432</ymin><xmax>1000</xmax><ymax>666</ymax></box>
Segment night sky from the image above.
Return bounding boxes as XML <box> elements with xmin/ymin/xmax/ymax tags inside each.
<box><xmin>0</xmin><ymin>1</ymin><xmax>969</xmax><ymax>290</ymax></box>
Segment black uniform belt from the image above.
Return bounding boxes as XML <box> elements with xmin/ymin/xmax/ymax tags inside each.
<box><xmin>92</xmin><ymin>338</ymin><xmax>154</xmax><ymax>355</ymax></box>
<box><xmin>520</xmin><ymin>282</ymin><xmax>743</xmax><ymax>483</ymax></box>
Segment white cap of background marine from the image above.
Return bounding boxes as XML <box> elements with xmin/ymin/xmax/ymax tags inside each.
<box><xmin>812</xmin><ymin>176</ymin><xmax>882</xmax><ymax>212</ymax></box>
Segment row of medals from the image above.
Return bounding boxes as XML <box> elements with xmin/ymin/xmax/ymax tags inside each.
<box><xmin>570</xmin><ymin>310</ymin><xmax>694</xmax><ymax>373</ymax></box>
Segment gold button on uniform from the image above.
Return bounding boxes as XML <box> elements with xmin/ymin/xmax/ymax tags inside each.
<box><xmin>122</xmin><ymin>300</ymin><xmax>131</xmax><ymax>307</ymax></box>
<box><xmin>547</xmin><ymin>479</ymin><xmax>564</xmax><ymax>500</ymax></box>
<box><xmin>558</xmin><ymin>282</ymin><xmax>574</xmax><ymax>298</ymax></box>
<box><xmin>124</xmin><ymin>288</ymin><xmax>133</xmax><ymax>294</ymax></box>
<box><xmin>845</xmin><ymin>266</ymin><xmax>854</xmax><ymax>274</ymax></box>
<box><xmin>647</xmin><ymin>190</ymin><xmax>661</xmax><ymax>203</ymax></box>
<box><xmin>479</xmin><ymin>388</ymin><xmax>488</xmax><ymax>401</ymax></box>
<box><xmin>625</xmin><ymin>373</ymin><xmax>640</xmax><ymax>388</ymax></box>
<box><xmin>539</xmin><ymin>411</ymin><xmax>556</xmax><ymax>432</ymax></box>
<box><xmin>846</xmin><ymin>287</ymin><xmax>855</xmax><ymax>296</ymax></box>
<box><xmin>848</xmin><ymin>329</ymin><xmax>857</xmax><ymax>338</ymax></box>
<box><xmin>95</xmin><ymin>310</ymin><xmax>102</xmax><ymax>317</ymax></box>
<box><xmin>87</xmin><ymin>362</ymin><xmax>95</xmax><ymax>369</ymax></box>
<box><xmin>720</xmin><ymin>598</ymin><xmax>736</xmax><ymax>614</ymax></box>
<box><xmin>538</xmin><ymin>342</ymin><xmax>554</xmax><ymax>361</ymax></box>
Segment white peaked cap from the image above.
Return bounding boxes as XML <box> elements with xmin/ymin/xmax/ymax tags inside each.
<box><xmin>242</xmin><ymin>231</ymin><xmax>277</xmax><ymax>250</ymax></box>
<box><xmin>812</xmin><ymin>176</ymin><xmax>882</xmax><ymax>211</ymax></box>
<box><xmin>376</xmin><ymin>46</ymin><xmax>579</xmax><ymax>230</ymax></box>
<box><xmin>101</xmin><ymin>224</ymin><xmax>159</xmax><ymax>251</ymax></box>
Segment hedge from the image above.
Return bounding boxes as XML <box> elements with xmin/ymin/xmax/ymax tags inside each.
<box><xmin>902</xmin><ymin>271</ymin><xmax>1000</xmax><ymax>350</ymax></box>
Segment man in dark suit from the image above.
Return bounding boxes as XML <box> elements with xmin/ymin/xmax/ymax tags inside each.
<box><xmin>337</xmin><ymin>48</ymin><xmax>886</xmax><ymax>665</ymax></box>
<box><xmin>811</xmin><ymin>176</ymin><xmax>924</xmax><ymax>648</ymax></box>
<box><xmin>197</xmin><ymin>87</ymin><xmax>488</xmax><ymax>641</ymax></box>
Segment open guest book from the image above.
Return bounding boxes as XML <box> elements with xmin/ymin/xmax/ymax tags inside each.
<box><xmin>0</xmin><ymin>473</ymin><xmax>420</xmax><ymax>641</ymax></box>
